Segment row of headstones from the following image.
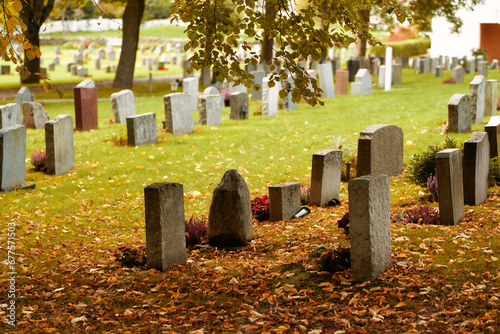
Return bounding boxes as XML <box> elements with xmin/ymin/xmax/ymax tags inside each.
<box><xmin>415</xmin><ymin>56</ymin><xmax>499</xmax><ymax>76</ymax></box>
<box><xmin>139</xmin><ymin>43</ymin><xmax>184</xmax><ymax>55</ymax></box>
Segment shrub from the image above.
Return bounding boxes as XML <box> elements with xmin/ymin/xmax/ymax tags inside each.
<box><xmin>427</xmin><ymin>174</ymin><xmax>438</xmax><ymax>202</ymax></box>
<box><xmin>489</xmin><ymin>156</ymin><xmax>500</xmax><ymax>186</ymax></box>
<box><xmin>251</xmin><ymin>195</ymin><xmax>270</xmax><ymax>222</ymax></box>
<box><xmin>407</xmin><ymin>136</ymin><xmax>459</xmax><ymax>188</ymax></box>
<box><xmin>114</xmin><ymin>245</ymin><xmax>147</xmax><ymax>268</ymax></box>
<box><xmin>370</xmin><ymin>38</ymin><xmax>431</xmax><ymax>58</ymax></box>
<box><xmin>404</xmin><ymin>206</ymin><xmax>440</xmax><ymax>225</ymax></box>
<box><xmin>300</xmin><ymin>183</ymin><xmax>310</xmax><ymax>205</ymax></box>
<box><xmin>185</xmin><ymin>217</ymin><xmax>207</xmax><ymax>246</ymax></box>
<box><xmin>30</xmin><ymin>149</ymin><xmax>46</xmax><ymax>171</ymax></box>
<box><xmin>316</xmin><ymin>247</ymin><xmax>351</xmax><ymax>273</ymax></box>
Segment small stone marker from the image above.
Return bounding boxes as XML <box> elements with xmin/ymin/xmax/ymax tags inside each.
<box><xmin>45</xmin><ymin>115</ymin><xmax>74</xmax><ymax>175</ymax></box>
<box><xmin>351</xmin><ymin>69</ymin><xmax>372</xmax><ymax>95</ymax></box>
<box><xmin>463</xmin><ymin>132</ymin><xmax>490</xmax><ymax>206</ymax></box>
<box><xmin>347</xmin><ymin>59</ymin><xmax>360</xmax><ymax>82</ymax></box>
<box><xmin>164</xmin><ymin>93</ymin><xmax>193</xmax><ymax>136</ymax></box>
<box><xmin>111</xmin><ymin>89</ymin><xmax>136</xmax><ymax>124</ymax></box>
<box><xmin>392</xmin><ymin>63</ymin><xmax>402</xmax><ymax>85</ymax></box>
<box><xmin>74</xmin><ymin>87</ymin><xmax>98</xmax><ymax>131</ymax></box>
<box><xmin>318</xmin><ymin>61</ymin><xmax>335</xmax><ymax>99</ymax></box>
<box><xmin>70</xmin><ymin>65</ymin><xmax>78</xmax><ymax>76</ymax></box>
<box><xmin>262</xmin><ymin>77</ymin><xmax>279</xmax><ymax>116</ymax></box>
<box><xmin>485</xmin><ymin>80</ymin><xmax>498</xmax><ymax>117</ymax></box>
<box><xmin>378</xmin><ymin>65</ymin><xmax>385</xmax><ymax>87</ymax></box>
<box><xmin>490</xmin><ymin>59</ymin><xmax>498</xmax><ymax>69</ymax></box>
<box><xmin>15</xmin><ymin>87</ymin><xmax>34</xmax><ymax>109</ymax></box>
<box><xmin>22</xmin><ymin>102</ymin><xmax>49</xmax><ymax>129</ymax></box>
<box><xmin>268</xmin><ymin>182</ymin><xmax>301</xmax><ymax>222</ymax></box>
<box><xmin>0</xmin><ymin>124</ymin><xmax>26</xmax><ymax>191</ymax></box>
<box><xmin>436</xmin><ymin>148</ymin><xmax>464</xmax><ymax>225</ymax></box>
<box><xmin>230</xmin><ymin>92</ymin><xmax>249</xmax><ymax>120</ymax></box>
<box><xmin>420</xmin><ymin>58</ymin><xmax>430</xmax><ymax>74</ymax></box>
<box><xmin>250</xmin><ymin>70</ymin><xmax>265</xmax><ymax>101</ymax></box>
<box><xmin>477</xmin><ymin>61</ymin><xmax>488</xmax><ymax>76</ymax></box>
<box><xmin>199</xmin><ymin>95</ymin><xmax>221</xmax><ymax>126</ymax></box>
<box><xmin>1</xmin><ymin>65</ymin><xmax>10</xmax><ymax>75</ymax></box>
<box><xmin>485</xmin><ymin>116</ymin><xmax>500</xmax><ymax>158</ymax></box>
<box><xmin>335</xmin><ymin>70</ymin><xmax>349</xmax><ymax>95</ymax></box>
<box><xmin>0</xmin><ymin>103</ymin><xmax>22</xmax><ymax>129</ymax></box>
<box><xmin>282</xmin><ymin>78</ymin><xmax>297</xmax><ymax>110</ymax></box>
<box><xmin>145</xmin><ymin>182</ymin><xmax>187</xmax><ymax>271</ymax></box>
<box><xmin>469</xmin><ymin>75</ymin><xmax>485</xmax><ymax>124</ymax></box>
<box><xmin>310</xmin><ymin>149</ymin><xmax>343</xmax><ymax>207</ymax></box>
<box><xmin>76</xmin><ymin>79</ymin><xmax>95</xmax><ymax>88</ymax></box>
<box><xmin>208</xmin><ymin>169</ymin><xmax>253</xmax><ymax>247</ymax></box>
<box><xmin>183</xmin><ymin>77</ymin><xmax>199</xmax><ymax>113</ymax></box>
<box><xmin>126</xmin><ymin>113</ymin><xmax>158</xmax><ymax>146</ymax></box>
<box><xmin>448</xmin><ymin>94</ymin><xmax>471</xmax><ymax>133</ymax></box>
<box><xmin>436</xmin><ymin>65</ymin><xmax>443</xmax><ymax>77</ymax></box>
<box><xmin>451</xmin><ymin>66</ymin><xmax>465</xmax><ymax>84</ymax></box>
<box><xmin>349</xmin><ymin>174</ymin><xmax>391</xmax><ymax>282</ymax></box>
<box><xmin>95</xmin><ymin>58</ymin><xmax>101</xmax><ymax>70</ymax></box>
<box><xmin>357</xmin><ymin>124</ymin><xmax>403</xmax><ymax>177</ymax></box>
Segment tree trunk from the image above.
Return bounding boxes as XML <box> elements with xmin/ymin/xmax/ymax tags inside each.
<box><xmin>260</xmin><ymin>1</ymin><xmax>276</xmax><ymax>66</ymax></box>
<box><xmin>319</xmin><ymin>2</ymin><xmax>329</xmax><ymax>62</ymax></box>
<box><xmin>352</xmin><ymin>9</ymin><xmax>370</xmax><ymax>59</ymax></box>
<box><xmin>112</xmin><ymin>0</ymin><xmax>145</xmax><ymax>88</ymax></box>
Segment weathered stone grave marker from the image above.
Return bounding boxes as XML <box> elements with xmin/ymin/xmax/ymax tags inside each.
<box><xmin>269</xmin><ymin>182</ymin><xmax>301</xmax><ymax>222</ymax></box>
<box><xmin>463</xmin><ymin>132</ymin><xmax>489</xmax><ymax>206</ymax></box>
<box><xmin>183</xmin><ymin>77</ymin><xmax>199</xmax><ymax>113</ymax></box>
<box><xmin>199</xmin><ymin>94</ymin><xmax>221</xmax><ymax>126</ymax></box>
<box><xmin>0</xmin><ymin>124</ymin><xmax>26</xmax><ymax>191</ymax></box>
<box><xmin>164</xmin><ymin>93</ymin><xmax>193</xmax><ymax>136</ymax></box>
<box><xmin>262</xmin><ymin>77</ymin><xmax>279</xmax><ymax>117</ymax></box>
<box><xmin>318</xmin><ymin>61</ymin><xmax>335</xmax><ymax>99</ymax></box>
<box><xmin>22</xmin><ymin>102</ymin><xmax>49</xmax><ymax>129</ymax></box>
<box><xmin>335</xmin><ymin>70</ymin><xmax>349</xmax><ymax>95</ymax></box>
<box><xmin>230</xmin><ymin>92</ymin><xmax>249</xmax><ymax>120</ymax></box>
<box><xmin>485</xmin><ymin>80</ymin><xmax>498</xmax><ymax>117</ymax></box>
<box><xmin>448</xmin><ymin>94</ymin><xmax>471</xmax><ymax>133</ymax></box>
<box><xmin>310</xmin><ymin>149</ymin><xmax>342</xmax><ymax>207</ymax></box>
<box><xmin>469</xmin><ymin>75</ymin><xmax>485</xmax><ymax>124</ymax></box>
<box><xmin>436</xmin><ymin>149</ymin><xmax>464</xmax><ymax>225</ymax></box>
<box><xmin>250</xmin><ymin>70</ymin><xmax>265</xmax><ymax>101</ymax></box>
<box><xmin>45</xmin><ymin>115</ymin><xmax>75</xmax><ymax>175</ymax></box>
<box><xmin>451</xmin><ymin>66</ymin><xmax>465</xmax><ymax>84</ymax></box>
<box><xmin>126</xmin><ymin>113</ymin><xmax>158</xmax><ymax>146</ymax></box>
<box><xmin>0</xmin><ymin>103</ymin><xmax>22</xmax><ymax>129</ymax></box>
<box><xmin>478</xmin><ymin>60</ymin><xmax>488</xmax><ymax>76</ymax></box>
<box><xmin>74</xmin><ymin>87</ymin><xmax>98</xmax><ymax>131</ymax></box>
<box><xmin>351</xmin><ymin>69</ymin><xmax>372</xmax><ymax>95</ymax></box>
<box><xmin>15</xmin><ymin>87</ymin><xmax>34</xmax><ymax>110</ymax></box>
<box><xmin>111</xmin><ymin>89</ymin><xmax>136</xmax><ymax>124</ymax></box>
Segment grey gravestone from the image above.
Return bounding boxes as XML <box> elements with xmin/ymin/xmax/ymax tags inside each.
<box><xmin>451</xmin><ymin>66</ymin><xmax>464</xmax><ymax>84</ymax></box>
<box><xmin>469</xmin><ymin>75</ymin><xmax>485</xmax><ymax>124</ymax></box>
<box><xmin>70</xmin><ymin>65</ymin><xmax>78</xmax><ymax>76</ymax></box>
<box><xmin>318</xmin><ymin>61</ymin><xmax>335</xmax><ymax>99</ymax></box>
<box><xmin>0</xmin><ymin>124</ymin><xmax>26</xmax><ymax>191</ymax></box>
<box><xmin>269</xmin><ymin>182</ymin><xmax>301</xmax><ymax>222</ymax></box>
<box><xmin>250</xmin><ymin>70</ymin><xmax>265</xmax><ymax>101</ymax></box>
<box><xmin>108</xmin><ymin>51</ymin><xmax>115</xmax><ymax>61</ymax></box>
<box><xmin>1</xmin><ymin>65</ymin><xmax>10</xmax><ymax>75</ymax></box>
<box><xmin>145</xmin><ymin>182</ymin><xmax>186</xmax><ymax>271</ymax></box>
<box><xmin>126</xmin><ymin>113</ymin><xmax>158</xmax><ymax>146</ymax></box>
<box><xmin>76</xmin><ymin>79</ymin><xmax>95</xmax><ymax>88</ymax></box>
<box><xmin>347</xmin><ymin>59</ymin><xmax>361</xmax><ymax>82</ymax></box>
<box><xmin>183</xmin><ymin>77</ymin><xmax>199</xmax><ymax>113</ymax></box>
<box><xmin>199</xmin><ymin>95</ymin><xmax>221</xmax><ymax>126</ymax></box>
<box><xmin>392</xmin><ymin>64</ymin><xmax>402</xmax><ymax>85</ymax></box>
<box><xmin>95</xmin><ymin>58</ymin><xmax>101</xmax><ymax>70</ymax></box>
<box><xmin>77</xmin><ymin>67</ymin><xmax>88</xmax><ymax>77</ymax></box>
<box><xmin>15</xmin><ymin>87</ymin><xmax>34</xmax><ymax>109</ymax></box>
<box><xmin>412</xmin><ymin>57</ymin><xmax>419</xmax><ymax>69</ymax></box>
<box><xmin>436</xmin><ymin>149</ymin><xmax>464</xmax><ymax>225</ymax></box>
<box><xmin>490</xmin><ymin>59</ymin><xmax>498</xmax><ymax>69</ymax></box>
<box><xmin>22</xmin><ymin>102</ymin><xmax>49</xmax><ymax>129</ymax></box>
<box><xmin>282</xmin><ymin>77</ymin><xmax>297</xmax><ymax>110</ymax></box>
<box><xmin>463</xmin><ymin>132</ymin><xmax>489</xmax><ymax>206</ymax></box>
<box><xmin>48</xmin><ymin>63</ymin><xmax>55</xmax><ymax>71</ymax></box>
<box><xmin>208</xmin><ymin>169</ymin><xmax>253</xmax><ymax>247</ymax></box>
<box><xmin>310</xmin><ymin>149</ymin><xmax>343</xmax><ymax>207</ymax></box>
<box><xmin>55</xmin><ymin>47</ymin><xmax>61</xmax><ymax>54</ymax></box>
<box><xmin>448</xmin><ymin>94</ymin><xmax>471</xmax><ymax>133</ymax></box>
<box><xmin>485</xmin><ymin>116</ymin><xmax>500</xmax><ymax>158</ymax></box>
<box><xmin>182</xmin><ymin>60</ymin><xmax>194</xmax><ymax>79</ymax></box>
<box><xmin>420</xmin><ymin>58</ymin><xmax>430</xmax><ymax>74</ymax></box>
<box><xmin>230</xmin><ymin>92</ymin><xmax>249</xmax><ymax>120</ymax></box>
<box><xmin>0</xmin><ymin>103</ymin><xmax>22</xmax><ymax>129</ymax></box>
<box><xmin>45</xmin><ymin>115</ymin><xmax>74</xmax><ymax>175</ymax></box>
<box><xmin>171</xmin><ymin>54</ymin><xmax>178</xmax><ymax>65</ymax></box>
<box><xmin>378</xmin><ymin>65</ymin><xmax>385</xmax><ymax>87</ymax></box>
<box><xmin>298</xmin><ymin>60</ymin><xmax>307</xmax><ymax>69</ymax></box>
<box><xmin>478</xmin><ymin>61</ymin><xmax>488</xmax><ymax>76</ymax></box>
<box><xmin>111</xmin><ymin>89</ymin><xmax>136</xmax><ymax>124</ymax></box>
<box><xmin>164</xmin><ymin>93</ymin><xmax>193</xmax><ymax>136</ymax></box>
<box><xmin>262</xmin><ymin>77</ymin><xmax>279</xmax><ymax>116</ymax></box>
<box><xmin>430</xmin><ymin>58</ymin><xmax>438</xmax><ymax>73</ymax></box>
<box><xmin>335</xmin><ymin>70</ymin><xmax>349</xmax><ymax>95</ymax></box>
<box><xmin>445</xmin><ymin>56</ymin><xmax>450</xmax><ymax>70</ymax></box>
<box><xmin>466</xmin><ymin>59</ymin><xmax>474</xmax><ymax>74</ymax></box>
<box><xmin>436</xmin><ymin>66</ymin><xmax>443</xmax><ymax>77</ymax></box>
<box><xmin>357</xmin><ymin>124</ymin><xmax>404</xmax><ymax>177</ymax></box>
<box><xmin>351</xmin><ymin>69</ymin><xmax>371</xmax><ymax>95</ymax></box>
<box><xmin>202</xmin><ymin>86</ymin><xmax>223</xmax><ymax>109</ymax></box>
<box><xmin>451</xmin><ymin>57</ymin><xmax>459</xmax><ymax>69</ymax></box>
<box><xmin>349</xmin><ymin>174</ymin><xmax>391</xmax><ymax>282</ymax></box>
<box><xmin>485</xmin><ymin>80</ymin><xmax>498</xmax><ymax>117</ymax></box>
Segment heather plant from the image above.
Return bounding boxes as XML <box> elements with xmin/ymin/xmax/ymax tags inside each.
<box><xmin>300</xmin><ymin>182</ymin><xmax>310</xmax><ymax>205</ymax></box>
<box><xmin>251</xmin><ymin>195</ymin><xmax>270</xmax><ymax>222</ymax></box>
<box><xmin>30</xmin><ymin>149</ymin><xmax>47</xmax><ymax>171</ymax></box>
<box><xmin>427</xmin><ymin>174</ymin><xmax>438</xmax><ymax>202</ymax></box>
<box><xmin>316</xmin><ymin>247</ymin><xmax>351</xmax><ymax>273</ymax></box>
<box><xmin>404</xmin><ymin>206</ymin><xmax>440</xmax><ymax>225</ymax></box>
<box><xmin>185</xmin><ymin>217</ymin><xmax>207</xmax><ymax>246</ymax></box>
<box><xmin>114</xmin><ymin>245</ymin><xmax>147</xmax><ymax>268</ymax></box>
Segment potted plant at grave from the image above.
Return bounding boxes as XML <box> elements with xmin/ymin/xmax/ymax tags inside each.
<box><xmin>251</xmin><ymin>195</ymin><xmax>270</xmax><ymax>222</ymax></box>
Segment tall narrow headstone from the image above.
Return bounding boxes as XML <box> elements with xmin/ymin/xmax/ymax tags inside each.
<box><xmin>436</xmin><ymin>149</ymin><xmax>464</xmax><ymax>225</ymax></box>
<box><xmin>469</xmin><ymin>75</ymin><xmax>485</xmax><ymax>124</ymax></box>
<box><xmin>420</xmin><ymin>58</ymin><xmax>430</xmax><ymax>74</ymax></box>
<box><xmin>357</xmin><ymin>124</ymin><xmax>404</xmax><ymax>177</ymax></box>
<box><xmin>45</xmin><ymin>115</ymin><xmax>74</xmax><ymax>175</ymax></box>
<box><xmin>485</xmin><ymin>80</ymin><xmax>498</xmax><ymax>117</ymax></box>
<box><xmin>200</xmin><ymin>67</ymin><xmax>211</xmax><ymax>86</ymax></box>
<box><xmin>335</xmin><ymin>70</ymin><xmax>349</xmax><ymax>95</ymax></box>
<box><xmin>436</xmin><ymin>66</ymin><xmax>443</xmax><ymax>78</ymax></box>
<box><xmin>0</xmin><ymin>125</ymin><xmax>26</xmax><ymax>191</ymax></box>
<box><xmin>262</xmin><ymin>77</ymin><xmax>279</xmax><ymax>116</ymax></box>
<box><xmin>15</xmin><ymin>87</ymin><xmax>34</xmax><ymax>109</ymax></box>
<box><xmin>485</xmin><ymin>116</ymin><xmax>500</xmax><ymax>158</ymax></box>
<box><xmin>318</xmin><ymin>61</ymin><xmax>335</xmax><ymax>99</ymax></box>
<box><xmin>250</xmin><ymin>70</ymin><xmax>265</xmax><ymax>101</ymax></box>
<box><xmin>310</xmin><ymin>149</ymin><xmax>343</xmax><ymax>207</ymax></box>
<box><xmin>110</xmin><ymin>89</ymin><xmax>136</xmax><ymax>124</ymax></box>
<box><xmin>282</xmin><ymin>77</ymin><xmax>297</xmax><ymax>110</ymax></box>
<box><xmin>0</xmin><ymin>103</ymin><xmax>22</xmax><ymax>129</ymax></box>
<box><xmin>478</xmin><ymin>61</ymin><xmax>488</xmax><ymax>76</ymax></box>
<box><xmin>74</xmin><ymin>87</ymin><xmax>98</xmax><ymax>131</ymax></box>
<box><xmin>392</xmin><ymin>63</ymin><xmax>402</xmax><ymax>86</ymax></box>
<box><xmin>268</xmin><ymin>182</ymin><xmax>301</xmax><ymax>222</ymax></box>
<box><xmin>22</xmin><ymin>102</ymin><xmax>49</xmax><ymax>129</ymax></box>
<box><xmin>164</xmin><ymin>93</ymin><xmax>193</xmax><ymax>136</ymax></box>
<box><xmin>448</xmin><ymin>94</ymin><xmax>471</xmax><ymax>133</ymax></box>
<box><xmin>145</xmin><ymin>182</ymin><xmax>186</xmax><ymax>271</ymax></box>
<box><xmin>463</xmin><ymin>132</ymin><xmax>490</xmax><ymax>206</ymax></box>
<box><xmin>199</xmin><ymin>94</ymin><xmax>221</xmax><ymax>126</ymax></box>
<box><xmin>126</xmin><ymin>113</ymin><xmax>158</xmax><ymax>146</ymax></box>
<box><xmin>230</xmin><ymin>92</ymin><xmax>249</xmax><ymax>120</ymax></box>
<box><xmin>451</xmin><ymin>66</ymin><xmax>465</xmax><ymax>84</ymax></box>
<box><xmin>351</xmin><ymin>69</ymin><xmax>372</xmax><ymax>95</ymax></box>
<box><xmin>183</xmin><ymin>77</ymin><xmax>199</xmax><ymax>113</ymax></box>
<box><xmin>347</xmin><ymin>59</ymin><xmax>361</xmax><ymax>82</ymax></box>
<box><xmin>349</xmin><ymin>174</ymin><xmax>391</xmax><ymax>282</ymax></box>
<box><xmin>378</xmin><ymin>65</ymin><xmax>386</xmax><ymax>88</ymax></box>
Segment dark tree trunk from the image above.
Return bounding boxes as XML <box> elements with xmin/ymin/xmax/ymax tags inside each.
<box><xmin>319</xmin><ymin>3</ymin><xmax>329</xmax><ymax>62</ymax></box>
<box><xmin>353</xmin><ymin>9</ymin><xmax>370</xmax><ymax>59</ymax></box>
<box><xmin>260</xmin><ymin>1</ymin><xmax>276</xmax><ymax>65</ymax></box>
<box><xmin>113</xmin><ymin>0</ymin><xmax>145</xmax><ymax>88</ymax></box>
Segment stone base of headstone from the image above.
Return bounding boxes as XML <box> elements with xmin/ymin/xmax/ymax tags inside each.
<box><xmin>268</xmin><ymin>182</ymin><xmax>301</xmax><ymax>222</ymax></box>
<box><xmin>436</xmin><ymin>149</ymin><xmax>464</xmax><ymax>225</ymax></box>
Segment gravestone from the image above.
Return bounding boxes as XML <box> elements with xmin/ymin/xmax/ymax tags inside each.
<box><xmin>490</xmin><ymin>59</ymin><xmax>498</xmax><ymax>69</ymax></box>
<box><xmin>485</xmin><ymin>116</ymin><xmax>500</xmax><ymax>158</ymax></box>
<box><xmin>269</xmin><ymin>182</ymin><xmax>301</xmax><ymax>222</ymax></box>
<box><xmin>347</xmin><ymin>59</ymin><xmax>361</xmax><ymax>82</ymax></box>
<box><xmin>1</xmin><ymin>65</ymin><xmax>10</xmax><ymax>75</ymax></box>
<box><xmin>420</xmin><ymin>58</ymin><xmax>430</xmax><ymax>74</ymax></box>
<box><xmin>485</xmin><ymin>80</ymin><xmax>498</xmax><ymax>116</ymax></box>
<box><xmin>469</xmin><ymin>75</ymin><xmax>485</xmax><ymax>124</ymax></box>
<box><xmin>182</xmin><ymin>59</ymin><xmax>194</xmax><ymax>79</ymax></box>
<box><xmin>0</xmin><ymin>103</ymin><xmax>22</xmax><ymax>129</ymax></box>
<box><xmin>164</xmin><ymin>93</ymin><xmax>193</xmax><ymax>136</ymax></box>
<box><xmin>15</xmin><ymin>87</ymin><xmax>34</xmax><ymax>109</ymax></box>
<box><xmin>378</xmin><ymin>65</ymin><xmax>386</xmax><ymax>87</ymax></box>
<box><xmin>478</xmin><ymin>61</ymin><xmax>488</xmax><ymax>76</ymax></box>
<box><xmin>463</xmin><ymin>132</ymin><xmax>489</xmax><ymax>206</ymax></box>
<box><xmin>22</xmin><ymin>102</ymin><xmax>49</xmax><ymax>129</ymax></box>
<box><xmin>200</xmin><ymin>67</ymin><xmax>211</xmax><ymax>86</ymax></box>
<box><xmin>318</xmin><ymin>61</ymin><xmax>335</xmax><ymax>99</ymax></box>
<box><xmin>77</xmin><ymin>67</ymin><xmax>88</xmax><ymax>77</ymax></box>
<box><xmin>108</xmin><ymin>51</ymin><xmax>115</xmax><ymax>61</ymax></box>
<box><xmin>357</xmin><ymin>124</ymin><xmax>403</xmax><ymax>177</ymax></box>
<box><xmin>199</xmin><ymin>94</ymin><xmax>221</xmax><ymax>126</ymax></box>
<box><xmin>183</xmin><ymin>77</ymin><xmax>199</xmax><ymax>113</ymax></box>
<box><xmin>0</xmin><ymin>124</ymin><xmax>26</xmax><ymax>191</ymax></box>
<box><xmin>436</xmin><ymin>149</ymin><xmax>464</xmax><ymax>225</ymax></box>
<box><xmin>451</xmin><ymin>66</ymin><xmax>464</xmax><ymax>84</ymax></box>
<box><xmin>76</xmin><ymin>79</ymin><xmax>95</xmax><ymax>88</ymax></box>
<box><xmin>262</xmin><ymin>77</ymin><xmax>279</xmax><ymax>116</ymax></box>
<box><xmin>451</xmin><ymin>57</ymin><xmax>459</xmax><ymax>69</ymax></box>
<box><xmin>171</xmin><ymin>54</ymin><xmax>178</xmax><ymax>65</ymax></box>
<box><xmin>412</xmin><ymin>57</ymin><xmax>419</xmax><ymax>69</ymax></box>
<box><xmin>445</xmin><ymin>56</ymin><xmax>450</xmax><ymax>70</ymax></box>
<box><xmin>202</xmin><ymin>86</ymin><xmax>223</xmax><ymax>108</ymax></box>
<box><xmin>298</xmin><ymin>59</ymin><xmax>307</xmax><ymax>69</ymax></box>
<box><xmin>351</xmin><ymin>69</ymin><xmax>372</xmax><ymax>96</ymax></box>
<box><xmin>144</xmin><ymin>182</ymin><xmax>186</xmax><ymax>271</ymax></box>
<box><xmin>126</xmin><ymin>113</ymin><xmax>158</xmax><ymax>146</ymax></box>
<box><xmin>48</xmin><ymin>63</ymin><xmax>55</xmax><ymax>71</ymax></box>
<box><xmin>45</xmin><ymin>115</ymin><xmax>74</xmax><ymax>175</ymax></box>
<box><xmin>436</xmin><ymin>66</ymin><xmax>443</xmax><ymax>77</ymax></box>
<box><xmin>250</xmin><ymin>70</ymin><xmax>265</xmax><ymax>100</ymax></box>
<box><xmin>208</xmin><ymin>169</ymin><xmax>253</xmax><ymax>247</ymax></box>
<box><xmin>95</xmin><ymin>58</ymin><xmax>101</xmax><ymax>70</ymax></box>
<box><xmin>74</xmin><ymin>87</ymin><xmax>98</xmax><ymax>131</ymax></box>
<box><xmin>448</xmin><ymin>94</ymin><xmax>471</xmax><ymax>133</ymax></box>
<box><xmin>392</xmin><ymin>63</ymin><xmax>402</xmax><ymax>85</ymax></box>
<box><xmin>230</xmin><ymin>92</ymin><xmax>249</xmax><ymax>120</ymax></box>
<box><xmin>335</xmin><ymin>70</ymin><xmax>349</xmax><ymax>95</ymax></box>
<box><xmin>370</xmin><ymin>57</ymin><xmax>380</xmax><ymax>75</ymax></box>
<box><xmin>310</xmin><ymin>149</ymin><xmax>343</xmax><ymax>207</ymax></box>
<box><xmin>430</xmin><ymin>58</ymin><xmax>438</xmax><ymax>73</ymax></box>
<box><xmin>349</xmin><ymin>174</ymin><xmax>391</xmax><ymax>282</ymax></box>
<box><xmin>282</xmin><ymin>77</ymin><xmax>297</xmax><ymax>110</ymax></box>
<box><xmin>55</xmin><ymin>47</ymin><xmax>61</xmax><ymax>54</ymax></box>
<box><xmin>111</xmin><ymin>89</ymin><xmax>136</xmax><ymax>124</ymax></box>
<box><xmin>466</xmin><ymin>59</ymin><xmax>474</xmax><ymax>74</ymax></box>
<box><xmin>385</xmin><ymin>48</ymin><xmax>392</xmax><ymax>91</ymax></box>
<box><xmin>70</xmin><ymin>65</ymin><xmax>78</xmax><ymax>76</ymax></box>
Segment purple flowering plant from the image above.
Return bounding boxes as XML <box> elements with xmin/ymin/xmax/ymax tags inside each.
<box><xmin>185</xmin><ymin>216</ymin><xmax>207</xmax><ymax>246</ymax></box>
<box><xmin>30</xmin><ymin>149</ymin><xmax>46</xmax><ymax>171</ymax></box>
<box><xmin>404</xmin><ymin>205</ymin><xmax>440</xmax><ymax>225</ymax></box>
